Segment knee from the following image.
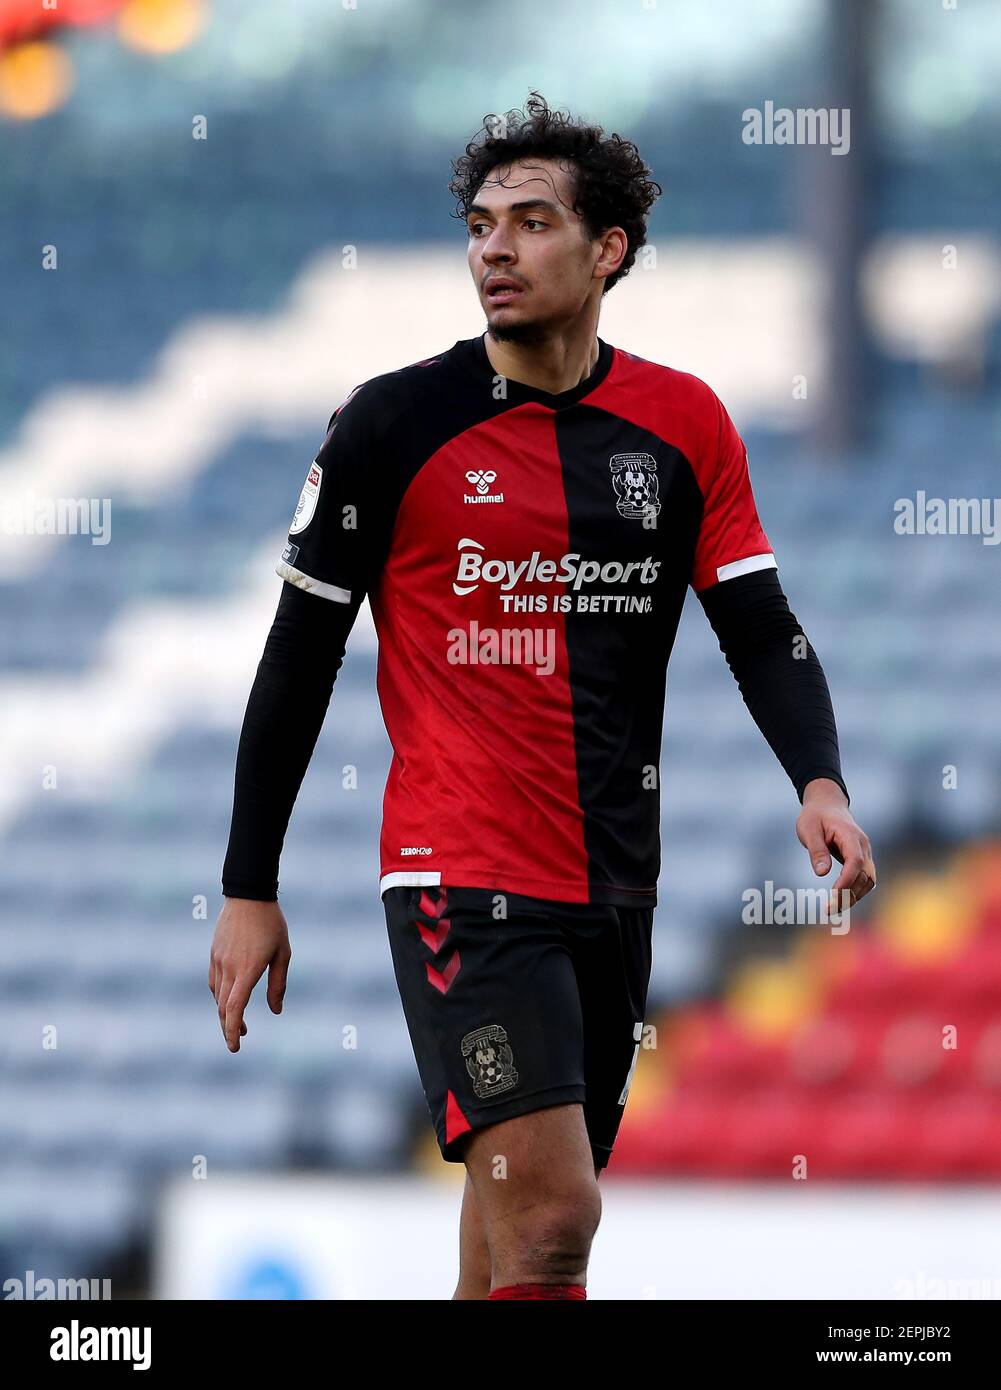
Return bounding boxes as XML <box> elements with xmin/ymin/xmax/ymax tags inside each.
<box><xmin>514</xmin><ymin>1186</ymin><xmax>601</xmax><ymax>1276</ymax></box>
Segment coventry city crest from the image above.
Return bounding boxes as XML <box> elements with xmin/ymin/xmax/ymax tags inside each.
<box><xmin>610</xmin><ymin>452</ymin><xmax>661</xmax><ymax>520</ymax></box>
<box><xmin>461</xmin><ymin>1024</ymin><xmax>519</xmax><ymax>1099</ymax></box>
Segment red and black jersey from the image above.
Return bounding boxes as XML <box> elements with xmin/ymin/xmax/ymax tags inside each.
<box><xmin>276</xmin><ymin>334</ymin><xmax>775</xmax><ymax>907</ymax></box>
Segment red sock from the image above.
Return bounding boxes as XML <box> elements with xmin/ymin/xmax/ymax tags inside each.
<box><xmin>488</xmin><ymin>1283</ymin><xmax>586</xmax><ymax>1299</ymax></box>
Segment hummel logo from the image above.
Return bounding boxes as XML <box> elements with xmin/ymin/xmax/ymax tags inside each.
<box><xmin>466</xmin><ymin>470</ymin><xmax>496</xmax><ymax>494</ymax></box>
<box><xmin>463</xmin><ymin>470</ymin><xmax>504</xmax><ymax>505</ymax></box>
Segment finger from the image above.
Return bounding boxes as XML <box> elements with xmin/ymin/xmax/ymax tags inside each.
<box><xmin>225</xmin><ymin>979</ymin><xmax>254</xmax><ymax>1052</ymax></box>
<box><xmin>830</xmin><ymin>868</ymin><xmax>873</xmax><ymax>916</ymax></box>
<box><xmin>266</xmin><ymin>947</ymin><xmax>291</xmax><ymax>1015</ymax></box>
<box><xmin>848</xmin><ymin>868</ymin><xmax>875</xmax><ymax>906</ymax></box>
<box><xmin>208</xmin><ymin>953</ymin><xmax>217</xmax><ymax>997</ymax></box>
<box><xmin>799</xmin><ymin>824</ymin><xmax>833</xmax><ymax>875</ymax></box>
<box><xmin>829</xmin><ymin>828</ymin><xmax>866</xmax><ymax>896</ymax></box>
<box><xmin>217</xmin><ymin>974</ymin><xmax>235</xmax><ymax>1038</ymax></box>
<box><xmin>832</xmin><ymin>856</ymin><xmax>865</xmax><ymax>900</ymax></box>
<box><xmin>861</xmin><ymin>845</ymin><xmax>877</xmax><ymax>886</ymax></box>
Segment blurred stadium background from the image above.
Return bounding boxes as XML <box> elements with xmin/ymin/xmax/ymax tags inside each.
<box><xmin>2</xmin><ymin>0</ymin><xmax>1000</xmax><ymax>1300</ymax></box>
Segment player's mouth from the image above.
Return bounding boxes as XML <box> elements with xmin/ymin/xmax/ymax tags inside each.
<box><xmin>484</xmin><ymin>277</ymin><xmax>525</xmax><ymax>304</ymax></box>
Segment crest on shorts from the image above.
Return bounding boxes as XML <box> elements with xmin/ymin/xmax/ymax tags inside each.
<box><xmin>609</xmin><ymin>452</ymin><xmax>661</xmax><ymax>520</ymax></box>
<box><xmin>462</xmin><ymin>1024</ymin><xmax>518</xmax><ymax>1099</ymax></box>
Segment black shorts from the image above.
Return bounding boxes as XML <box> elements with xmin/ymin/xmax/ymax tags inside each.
<box><xmin>383</xmin><ymin>883</ymin><xmax>654</xmax><ymax>1170</ymax></box>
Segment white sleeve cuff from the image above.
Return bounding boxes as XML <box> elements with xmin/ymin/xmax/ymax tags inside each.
<box><xmin>716</xmin><ymin>552</ymin><xmax>777</xmax><ymax>583</ymax></box>
<box><xmin>275</xmin><ymin>560</ymin><xmax>352</xmax><ymax>604</ymax></box>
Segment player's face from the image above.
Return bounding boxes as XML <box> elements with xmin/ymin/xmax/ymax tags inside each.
<box><xmin>465</xmin><ymin>158</ymin><xmax>600</xmax><ymax>340</ymax></box>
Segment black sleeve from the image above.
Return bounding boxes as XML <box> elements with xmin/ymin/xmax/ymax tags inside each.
<box><xmin>221</xmin><ymin>378</ymin><xmax>402</xmax><ymax>901</ymax></box>
<box><xmin>275</xmin><ymin>379</ymin><xmax>399</xmax><ymax>606</ymax></box>
<box><xmin>697</xmin><ymin>568</ymin><xmax>849</xmax><ymax>805</ymax></box>
<box><xmin>220</xmin><ymin>581</ymin><xmax>363</xmax><ymax>900</ymax></box>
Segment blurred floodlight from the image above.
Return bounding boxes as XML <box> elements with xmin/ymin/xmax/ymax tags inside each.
<box><xmin>0</xmin><ymin>40</ymin><xmax>73</xmax><ymax>119</ymax></box>
<box><xmin>118</xmin><ymin>0</ymin><xmax>205</xmax><ymax>56</ymax></box>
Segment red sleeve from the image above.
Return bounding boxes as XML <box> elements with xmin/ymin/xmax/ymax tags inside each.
<box><xmin>690</xmin><ymin>392</ymin><xmax>776</xmax><ymax>594</ymax></box>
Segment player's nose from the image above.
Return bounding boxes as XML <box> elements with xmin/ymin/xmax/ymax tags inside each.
<box><xmin>480</xmin><ymin>229</ymin><xmax>515</xmax><ymax>261</ymax></box>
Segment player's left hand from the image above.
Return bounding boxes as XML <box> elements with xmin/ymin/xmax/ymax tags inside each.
<box><xmin>796</xmin><ymin>777</ymin><xmax>876</xmax><ymax>916</ymax></box>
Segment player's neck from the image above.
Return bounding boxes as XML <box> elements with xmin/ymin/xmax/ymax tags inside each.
<box><xmin>482</xmin><ymin>327</ymin><xmax>600</xmax><ymax>396</ymax></box>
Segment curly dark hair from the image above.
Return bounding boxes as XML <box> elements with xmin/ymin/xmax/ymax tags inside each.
<box><xmin>449</xmin><ymin>92</ymin><xmax>661</xmax><ymax>295</ymax></box>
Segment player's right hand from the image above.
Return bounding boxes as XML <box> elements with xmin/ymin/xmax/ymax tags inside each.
<box><xmin>208</xmin><ymin>898</ymin><xmax>291</xmax><ymax>1052</ymax></box>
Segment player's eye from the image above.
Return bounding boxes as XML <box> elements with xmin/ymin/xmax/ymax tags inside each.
<box><xmin>468</xmin><ymin>219</ymin><xmax>545</xmax><ymax>235</ymax></box>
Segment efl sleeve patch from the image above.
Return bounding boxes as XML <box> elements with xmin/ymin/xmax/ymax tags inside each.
<box><xmin>289</xmin><ymin>461</ymin><xmax>322</xmax><ymax>535</ymax></box>
<box><xmin>275</xmin><ymin>382</ymin><xmax>397</xmax><ymax>603</ymax></box>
